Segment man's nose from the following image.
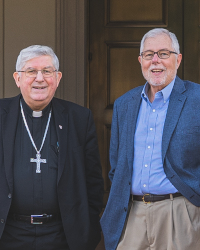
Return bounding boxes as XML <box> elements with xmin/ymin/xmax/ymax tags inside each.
<box><xmin>151</xmin><ymin>52</ymin><xmax>161</xmax><ymax>63</ymax></box>
<box><xmin>35</xmin><ymin>70</ymin><xmax>44</xmax><ymax>80</ymax></box>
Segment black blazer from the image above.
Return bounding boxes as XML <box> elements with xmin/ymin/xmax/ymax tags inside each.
<box><xmin>0</xmin><ymin>94</ymin><xmax>104</xmax><ymax>250</ymax></box>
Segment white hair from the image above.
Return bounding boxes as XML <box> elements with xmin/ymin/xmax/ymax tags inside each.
<box><xmin>16</xmin><ymin>45</ymin><xmax>59</xmax><ymax>71</ymax></box>
<box><xmin>140</xmin><ymin>28</ymin><xmax>180</xmax><ymax>54</ymax></box>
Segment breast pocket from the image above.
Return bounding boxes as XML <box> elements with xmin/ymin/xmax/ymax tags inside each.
<box><xmin>175</xmin><ymin>126</ymin><xmax>200</xmax><ymax>135</ymax></box>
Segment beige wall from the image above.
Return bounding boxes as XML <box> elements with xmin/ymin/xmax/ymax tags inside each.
<box><xmin>0</xmin><ymin>0</ymin><xmax>86</xmax><ymax>106</ymax></box>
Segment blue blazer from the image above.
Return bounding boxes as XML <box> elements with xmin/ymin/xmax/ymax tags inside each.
<box><xmin>101</xmin><ymin>76</ymin><xmax>200</xmax><ymax>250</ymax></box>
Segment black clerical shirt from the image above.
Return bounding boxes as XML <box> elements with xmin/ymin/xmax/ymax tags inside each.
<box><xmin>10</xmin><ymin>98</ymin><xmax>60</xmax><ymax>215</ymax></box>
<box><xmin>0</xmin><ymin>99</ymin><xmax>69</xmax><ymax>249</ymax></box>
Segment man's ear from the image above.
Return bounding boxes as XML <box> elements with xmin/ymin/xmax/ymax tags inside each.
<box><xmin>56</xmin><ymin>71</ymin><xmax>62</xmax><ymax>87</ymax></box>
<box><xmin>13</xmin><ymin>72</ymin><xmax>20</xmax><ymax>88</ymax></box>
<box><xmin>138</xmin><ymin>55</ymin><xmax>142</xmax><ymax>65</ymax></box>
<box><xmin>176</xmin><ymin>53</ymin><xmax>182</xmax><ymax>70</ymax></box>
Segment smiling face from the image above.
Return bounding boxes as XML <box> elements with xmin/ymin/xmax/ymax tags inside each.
<box><xmin>13</xmin><ymin>55</ymin><xmax>62</xmax><ymax>111</ymax></box>
<box><xmin>138</xmin><ymin>34</ymin><xmax>182</xmax><ymax>93</ymax></box>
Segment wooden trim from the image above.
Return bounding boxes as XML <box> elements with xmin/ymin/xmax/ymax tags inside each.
<box><xmin>55</xmin><ymin>0</ymin><xmax>86</xmax><ymax>106</ymax></box>
<box><xmin>55</xmin><ymin>0</ymin><xmax>65</xmax><ymax>100</ymax></box>
<box><xmin>86</xmin><ymin>0</ymin><xmax>91</xmax><ymax>109</ymax></box>
<box><xmin>105</xmin><ymin>0</ymin><xmax>168</xmax><ymax>28</ymax></box>
<box><xmin>105</xmin><ymin>42</ymin><xmax>140</xmax><ymax>108</ymax></box>
<box><xmin>199</xmin><ymin>0</ymin><xmax>200</xmax><ymax>27</ymax></box>
<box><xmin>104</xmin><ymin>124</ymin><xmax>111</xmax><ymax>191</ymax></box>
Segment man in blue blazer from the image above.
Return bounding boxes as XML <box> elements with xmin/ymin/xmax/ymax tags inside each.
<box><xmin>101</xmin><ymin>28</ymin><xmax>200</xmax><ymax>250</ymax></box>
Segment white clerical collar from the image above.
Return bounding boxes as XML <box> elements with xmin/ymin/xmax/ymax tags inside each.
<box><xmin>32</xmin><ymin>111</ymin><xmax>42</xmax><ymax>117</ymax></box>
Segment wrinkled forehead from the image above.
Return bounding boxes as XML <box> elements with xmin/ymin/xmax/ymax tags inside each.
<box><xmin>22</xmin><ymin>55</ymin><xmax>54</xmax><ymax>69</ymax></box>
<box><xmin>143</xmin><ymin>34</ymin><xmax>173</xmax><ymax>51</ymax></box>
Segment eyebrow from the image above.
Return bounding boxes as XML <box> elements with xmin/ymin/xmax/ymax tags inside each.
<box><xmin>25</xmin><ymin>66</ymin><xmax>54</xmax><ymax>69</ymax></box>
<box><xmin>143</xmin><ymin>48</ymin><xmax>170</xmax><ymax>52</ymax></box>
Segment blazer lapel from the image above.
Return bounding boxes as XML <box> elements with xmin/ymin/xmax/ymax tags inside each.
<box><xmin>2</xmin><ymin>95</ymin><xmax>21</xmax><ymax>191</ymax></box>
<box><xmin>126</xmin><ymin>88</ymin><xmax>143</xmax><ymax>172</ymax></box>
<box><xmin>52</xmin><ymin>98</ymin><xmax>68</xmax><ymax>184</ymax></box>
<box><xmin>162</xmin><ymin>77</ymin><xmax>187</xmax><ymax>161</ymax></box>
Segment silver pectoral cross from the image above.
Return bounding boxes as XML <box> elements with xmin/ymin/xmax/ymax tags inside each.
<box><xmin>30</xmin><ymin>153</ymin><xmax>46</xmax><ymax>173</ymax></box>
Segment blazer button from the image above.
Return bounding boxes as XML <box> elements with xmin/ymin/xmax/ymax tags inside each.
<box><xmin>124</xmin><ymin>207</ymin><xmax>127</xmax><ymax>212</ymax></box>
<box><xmin>1</xmin><ymin>219</ymin><xmax>4</xmax><ymax>223</ymax></box>
<box><xmin>8</xmin><ymin>193</ymin><xmax>12</xmax><ymax>199</ymax></box>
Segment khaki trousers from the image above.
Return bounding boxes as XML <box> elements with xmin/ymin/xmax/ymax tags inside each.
<box><xmin>117</xmin><ymin>196</ymin><xmax>200</xmax><ymax>250</ymax></box>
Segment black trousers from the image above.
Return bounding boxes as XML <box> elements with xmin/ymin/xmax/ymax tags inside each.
<box><xmin>0</xmin><ymin>217</ymin><xmax>69</xmax><ymax>250</ymax></box>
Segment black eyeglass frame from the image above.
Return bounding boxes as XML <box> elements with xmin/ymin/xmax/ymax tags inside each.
<box><xmin>140</xmin><ymin>49</ymin><xmax>178</xmax><ymax>60</ymax></box>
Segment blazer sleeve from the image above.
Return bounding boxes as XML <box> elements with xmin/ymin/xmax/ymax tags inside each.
<box><xmin>109</xmin><ymin>101</ymin><xmax>119</xmax><ymax>182</ymax></box>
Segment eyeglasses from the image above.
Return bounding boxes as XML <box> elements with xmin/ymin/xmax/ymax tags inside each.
<box><xmin>140</xmin><ymin>49</ymin><xmax>178</xmax><ymax>60</ymax></box>
<box><xmin>18</xmin><ymin>67</ymin><xmax>58</xmax><ymax>78</ymax></box>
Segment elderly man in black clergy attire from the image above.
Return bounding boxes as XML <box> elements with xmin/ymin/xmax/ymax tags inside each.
<box><xmin>0</xmin><ymin>45</ymin><xmax>104</xmax><ymax>250</ymax></box>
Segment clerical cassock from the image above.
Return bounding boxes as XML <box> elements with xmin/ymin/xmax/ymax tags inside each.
<box><xmin>0</xmin><ymin>98</ymin><xmax>69</xmax><ymax>249</ymax></box>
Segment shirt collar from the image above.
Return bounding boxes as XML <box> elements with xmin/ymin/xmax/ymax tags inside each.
<box><xmin>21</xmin><ymin>97</ymin><xmax>51</xmax><ymax>118</ymax></box>
<box><xmin>141</xmin><ymin>77</ymin><xmax>176</xmax><ymax>103</ymax></box>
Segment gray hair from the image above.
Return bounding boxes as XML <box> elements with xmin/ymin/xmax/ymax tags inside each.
<box><xmin>140</xmin><ymin>28</ymin><xmax>180</xmax><ymax>54</ymax></box>
<box><xmin>16</xmin><ymin>45</ymin><xmax>59</xmax><ymax>71</ymax></box>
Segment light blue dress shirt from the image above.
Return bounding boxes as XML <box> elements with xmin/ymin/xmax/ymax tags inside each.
<box><xmin>131</xmin><ymin>79</ymin><xmax>178</xmax><ymax>195</ymax></box>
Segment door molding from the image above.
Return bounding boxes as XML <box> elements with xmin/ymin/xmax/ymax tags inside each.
<box><xmin>55</xmin><ymin>0</ymin><xmax>87</xmax><ymax>107</ymax></box>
